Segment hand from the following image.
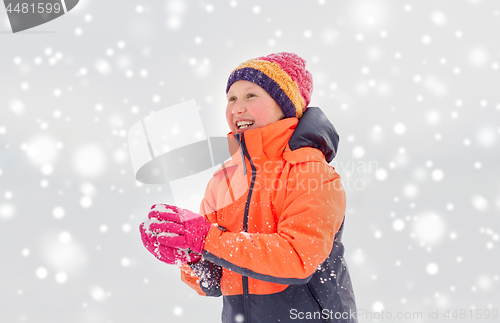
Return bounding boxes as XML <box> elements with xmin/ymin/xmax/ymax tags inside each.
<box><xmin>147</xmin><ymin>204</ymin><xmax>212</xmax><ymax>255</ymax></box>
<box><xmin>139</xmin><ymin>221</ymin><xmax>201</xmax><ymax>265</ymax></box>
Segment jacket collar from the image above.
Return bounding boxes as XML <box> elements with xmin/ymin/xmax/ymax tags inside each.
<box><xmin>231</xmin><ymin>118</ymin><xmax>298</xmax><ymax>163</ymax></box>
<box><xmin>288</xmin><ymin>107</ymin><xmax>339</xmax><ymax>163</ymax></box>
<box><xmin>215</xmin><ymin>107</ymin><xmax>339</xmax><ymax>174</ymax></box>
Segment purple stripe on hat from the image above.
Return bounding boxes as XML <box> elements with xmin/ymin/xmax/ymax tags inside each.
<box><xmin>226</xmin><ymin>67</ymin><xmax>297</xmax><ymax>118</ymax></box>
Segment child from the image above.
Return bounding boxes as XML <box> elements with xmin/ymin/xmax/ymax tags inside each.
<box><xmin>140</xmin><ymin>52</ymin><xmax>358</xmax><ymax>323</ymax></box>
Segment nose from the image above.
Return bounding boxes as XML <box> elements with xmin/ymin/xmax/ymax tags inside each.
<box><xmin>231</xmin><ymin>100</ymin><xmax>246</xmax><ymax>115</ymax></box>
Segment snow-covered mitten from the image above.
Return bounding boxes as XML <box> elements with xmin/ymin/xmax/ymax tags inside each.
<box><xmin>147</xmin><ymin>204</ymin><xmax>211</xmax><ymax>255</ymax></box>
<box><xmin>139</xmin><ymin>217</ymin><xmax>202</xmax><ymax>265</ymax></box>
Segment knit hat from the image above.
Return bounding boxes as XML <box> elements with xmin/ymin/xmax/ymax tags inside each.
<box><xmin>226</xmin><ymin>52</ymin><xmax>313</xmax><ymax>119</ymax></box>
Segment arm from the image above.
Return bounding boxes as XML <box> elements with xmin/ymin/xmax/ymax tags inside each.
<box><xmin>202</xmin><ymin>161</ymin><xmax>346</xmax><ymax>284</ymax></box>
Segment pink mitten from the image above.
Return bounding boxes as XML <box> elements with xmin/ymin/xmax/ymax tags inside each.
<box><xmin>148</xmin><ymin>204</ymin><xmax>211</xmax><ymax>254</ymax></box>
<box><xmin>139</xmin><ymin>220</ymin><xmax>201</xmax><ymax>265</ymax></box>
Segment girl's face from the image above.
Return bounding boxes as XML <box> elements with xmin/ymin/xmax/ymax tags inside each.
<box><xmin>226</xmin><ymin>80</ymin><xmax>285</xmax><ymax>135</ymax></box>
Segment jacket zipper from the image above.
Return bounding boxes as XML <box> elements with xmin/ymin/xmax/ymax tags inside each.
<box><xmin>239</xmin><ymin>133</ymin><xmax>257</xmax><ymax>323</ymax></box>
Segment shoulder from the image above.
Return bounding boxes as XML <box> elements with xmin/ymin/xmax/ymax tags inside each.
<box><xmin>283</xmin><ymin>146</ymin><xmax>343</xmax><ymax>190</ymax></box>
<box><xmin>282</xmin><ymin>144</ymin><xmax>327</xmax><ymax>165</ymax></box>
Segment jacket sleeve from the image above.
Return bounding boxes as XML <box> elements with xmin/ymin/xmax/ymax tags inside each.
<box><xmin>180</xmin><ymin>259</ymin><xmax>222</xmax><ymax>297</ymax></box>
<box><xmin>180</xmin><ymin>264</ymin><xmax>206</xmax><ymax>296</ymax></box>
<box><xmin>202</xmin><ymin>160</ymin><xmax>346</xmax><ymax>284</ymax></box>
<box><xmin>179</xmin><ymin>177</ymin><xmax>224</xmax><ymax>297</ymax></box>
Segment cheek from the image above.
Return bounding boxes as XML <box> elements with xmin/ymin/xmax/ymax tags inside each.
<box><xmin>225</xmin><ymin>105</ymin><xmax>233</xmax><ymax>129</ymax></box>
<box><xmin>252</xmin><ymin>105</ymin><xmax>274</xmax><ymax>125</ymax></box>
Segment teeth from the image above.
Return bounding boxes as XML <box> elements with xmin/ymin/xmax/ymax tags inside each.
<box><xmin>237</xmin><ymin>121</ymin><xmax>254</xmax><ymax>129</ymax></box>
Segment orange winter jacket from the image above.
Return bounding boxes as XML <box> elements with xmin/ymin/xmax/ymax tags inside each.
<box><xmin>180</xmin><ymin>107</ymin><xmax>357</xmax><ymax>323</ymax></box>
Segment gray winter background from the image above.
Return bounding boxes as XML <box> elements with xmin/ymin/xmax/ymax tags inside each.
<box><xmin>1</xmin><ymin>0</ymin><xmax>499</xmax><ymax>322</ymax></box>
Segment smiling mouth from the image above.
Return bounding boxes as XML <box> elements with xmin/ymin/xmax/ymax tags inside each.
<box><xmin>236</xmin><ymin>120</ymin><xmax>255</xmax><ymax>129</ymax></box>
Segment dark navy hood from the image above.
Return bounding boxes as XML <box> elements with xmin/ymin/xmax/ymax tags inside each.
<box><xmin>288</xmin><ymin>107</ymin><xmax>339</xmax><ymax>163</ymax></box>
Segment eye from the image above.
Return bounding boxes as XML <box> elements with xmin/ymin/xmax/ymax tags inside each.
<box><xmin>247</xmin><ymin>93</ymin><xmax>256</xmax><ymax>98</ymax></box>
<box><xmin>228</xmin><ymin>96</ymin><xmax>237</xmax><ymax>102</ymax></box>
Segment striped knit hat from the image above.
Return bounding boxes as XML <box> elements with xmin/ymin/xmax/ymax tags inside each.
<box><xmin>226</xmin><ymin>52</ymin><xmax>313</xmax><ymax>119</ymax></box>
